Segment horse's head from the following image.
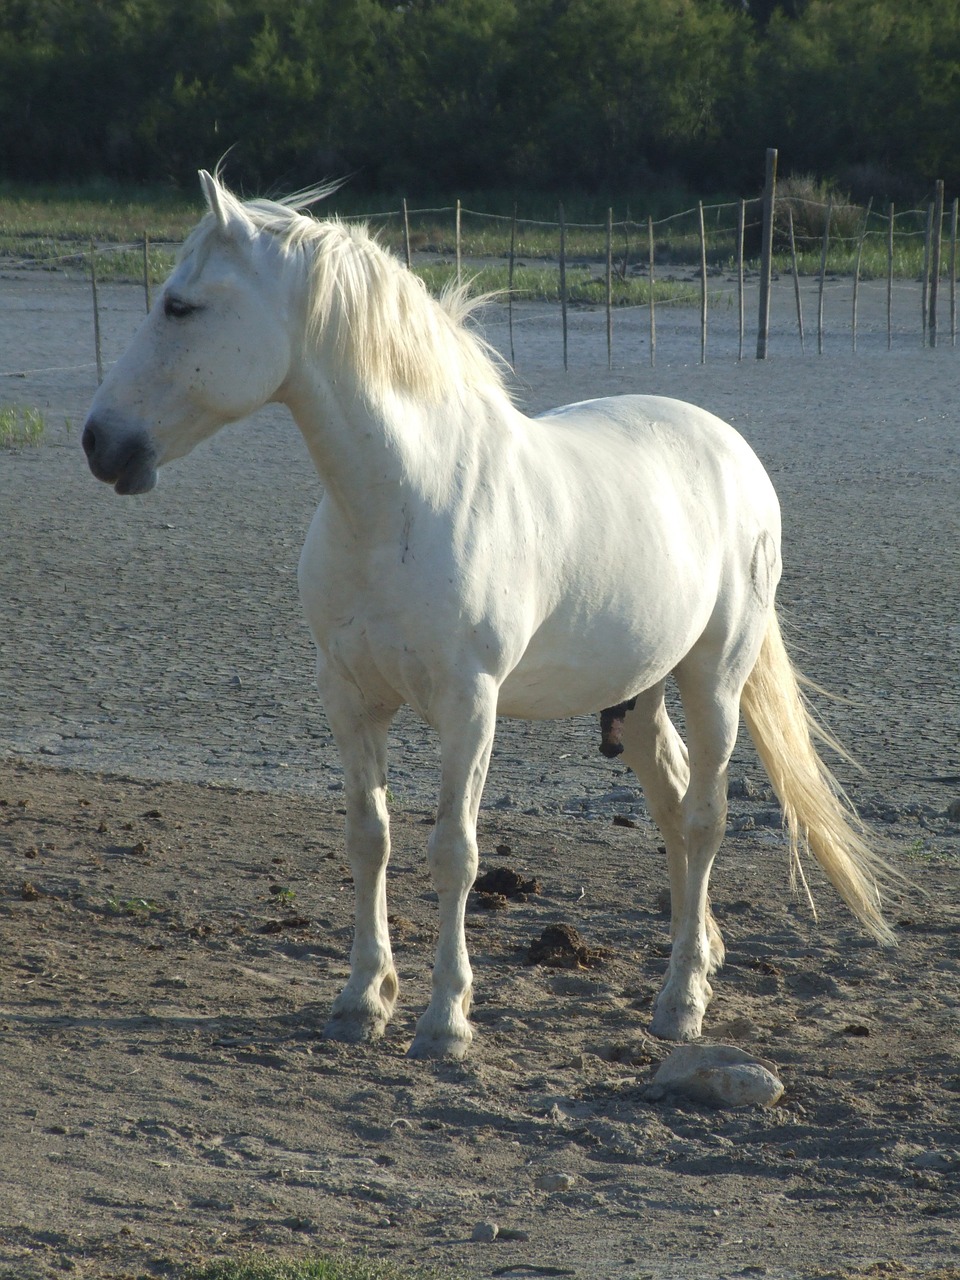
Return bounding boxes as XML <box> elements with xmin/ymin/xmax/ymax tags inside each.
<box><xmin>82</xmin><ymin>170</ymin><xmax>295</xmax><ymax>494</ymax></box>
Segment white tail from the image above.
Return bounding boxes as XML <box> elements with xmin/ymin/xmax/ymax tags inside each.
<box><xmin>740</xmin><ymin>612</ymin><xmax>897</xmax><ymax>946</ymax></box>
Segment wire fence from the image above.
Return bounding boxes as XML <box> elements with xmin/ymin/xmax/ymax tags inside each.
<box><xmin>2</xmin><ymin>158</ymin><xmax>958</xmax><ymax>382</ymax></box>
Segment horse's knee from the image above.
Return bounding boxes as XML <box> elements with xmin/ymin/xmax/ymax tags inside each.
<box><xmin>427</xmin><ymin>825</ymin><xmax>478</xmax><ymax>897</ymax></box>
<box><xmin>345</xmin><ymin>793</ymin><xmax>390</xmax><ymax>861</ymax></box>
<box><xmin>682</xmin><ymin>784</ymin><xmax>728</xmax><ymax>851</ymax></box>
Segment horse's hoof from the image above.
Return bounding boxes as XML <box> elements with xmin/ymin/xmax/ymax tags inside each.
<box><xmin>650</xmin><ymin>1002</ymin><xmax>704</xmax><ymax>1042</ymax></box>
<box><xmin>407</xmin><ymin>1013</ymin><xmax>473</xmax><ymax>1060</ymax></box>
<box><xmin>406</xmin><ymin>1032</ymin><xmax>472</xmax><ymax>1061</ymax></box>
<box><xmin>324</xmin><ymin>1011</ymin><xmax>387</xmax><ymax>1044</ymax></box>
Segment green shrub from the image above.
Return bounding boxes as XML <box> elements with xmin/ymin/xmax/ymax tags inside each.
<box><xmin>775</xmin><ymin>173</ymin><xmax>866</xmax><ymax>250</ymax></box>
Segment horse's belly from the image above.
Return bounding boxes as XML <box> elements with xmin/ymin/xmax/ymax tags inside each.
<box><xmin>495</xmin><ymin>607</ymin><xmax>700</xmax><ymax>720</ymax></box>
<box><xmin>497</xmin><ymin>667</ymin><xmax>649</xmax><ymax>720</ymax></box>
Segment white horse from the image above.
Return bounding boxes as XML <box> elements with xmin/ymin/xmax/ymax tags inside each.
<box><xmin>82</xmin><ymin>172</ymin><xmax>894</xmax><ymax>1059</ymax></box>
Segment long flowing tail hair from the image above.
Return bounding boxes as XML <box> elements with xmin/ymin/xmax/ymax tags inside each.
<box><xmin>740</xmin><ymin>612</ymin><xmax>898</xmax><ymax>946</ymax></box>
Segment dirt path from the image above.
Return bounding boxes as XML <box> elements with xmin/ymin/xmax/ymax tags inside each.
<box><xmin>1</xmin><ymin>270</ymin><xmax>959</xmax><ymax>1278</ymax></box>
<box><xmin>1</xmin><ymin>759</ymin><xmax>958</xmax><ymax>1280</ymax></box>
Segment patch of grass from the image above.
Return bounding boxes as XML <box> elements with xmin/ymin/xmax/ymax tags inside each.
<box><xmin>187</xmin><ymin>1253</ymin><xmax>431</xmax><ymax>1280</ymax></box>
<box><xmin>94</xmin><ymin>242</ymin><xmax>179</xmax><ymax>282</ymax></box>
<box><xmin>0</xmin><ymin>405</ymin><xmax>45</xmax><ymax>447</ymax></box>
<box><xmin>0</xmin><ymin>185</ymin><xmax>197</xmax><ymax>281</ymax></box>
<box><xmin>105</xmin><ymin>896</ymin><xmax>163</xmax><ymax>920</ymax></box>
<box><xmin>771</xmin><ymin>238</ymin><xmax>927</xmax><ymax>281</ymax></box>
<box><xmin>0</xmin><ymin>185</ymin><xmax>200</xmax><ymax>242</ymax></box>
<box><xmin>380</xmin><ymin>213</ymin><xmax>622</xmax><ymax>263</ymax></box>
<box><xmin>414</xmin><ymin>261</ymin><xmax>706</xmax><ymax>308</ymax></box>
<box><xmin>897</xmin><ymin>835</ymin><xmax>959</xmax><ymax>867</ymax></box>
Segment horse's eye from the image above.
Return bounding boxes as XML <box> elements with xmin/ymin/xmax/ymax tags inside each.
<box><xmin>163</xmin><ymin>295</ymin><xmax>197</xmax><ymax>319</ymax></box>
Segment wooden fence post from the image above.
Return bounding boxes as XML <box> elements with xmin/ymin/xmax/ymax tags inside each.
<box><xmin>606</xmin><ymin>207</ymin><xmax>613</xmax><ymax>370</ymax></box>
<box><xmin>817</xmin><ymin>196</ymin><xmax>832</xmax><ymax>355</ymax></box>
<box><xmin>787</xmin><ymin>206</ymin><xmax>804</xmax><ymax>352</ymax></box>
<box><xmin>402</xmin><ymin>198</ymin><xmax>412</xmax><ymax>269</ymax></box>
<box><xmin>90</xmin><ymin>241</ymin><xmax>103</xmax><ymax>385</ymax></box>
<box><xmin>508</xmin><ymin>204</ymin><xmax>517</xmax><ymax>368</ymax></box>
<box><xmin>698</xmin><ymin>201</ymin><xmax>708</xmax><ymax>364</ymax></box>
<box><xmin>142</xmin><ymin>232</ymin><xmax>151</xmax><ymax>313</ymax></box>
<box><xmin>455</xmin><ymin>198</ymin><xmax>463</xmax><ymax>286</ymax></box>
<box><xmin>756</xmin><ymin>147</ymin><xmax>777</xmax><ymax>359</ymax></box>
<box><xmin>886</xmin><ymin>203</ymin><xmax>894</xmax><ymax>350</ymax></box>
<box><xmin>619</xmin><ymin>218</ymin><xmax>630</xmax><ymax>283</ymax></box>
<box><xmin>951</xmin><ymin>197</ymin><xmax>958</xmax><ymax>347</ymax></box>
<box><xmin>922</xmin><ymin>202</ymin><xmax>932</xmax><ymax>346</ymax></box>
<box><xmin>558</xmin><ymin>202</ymin><xmax>568</xmax><ymax>371</ymax></box>
<box><xmin>851</xmin><ymin>197</ymin><xmax>872</xmax><ymax>353</ymax></box>
<box><xmin>929</xmin><ymin>180</ymin><xmax>944</xmax><ymax>347</ymax></box>
<box><xmin>648</xmin><ymin>216</ymin><xmax>656</xmax><ymax>368</ymax></box>
<box><xmin>736</xmin><ymin>199</ymin><xmax>745</xmax><ymax>361</ymax></box>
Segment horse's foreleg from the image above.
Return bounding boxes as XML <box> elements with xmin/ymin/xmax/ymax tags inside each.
<box><xmin>649</xmin><ymin>662</ymin><xmax>743</xmax><ymax>1042</ymax></box>
<box><xmin>408</xmin><ymin>677</ymin><xmax>498</xmax><ymax>1060</ymax></box>
<box><xmin>317</xmin><ymin>665</ymin><xmax>400</xmax><ymax>1043</ymax></box>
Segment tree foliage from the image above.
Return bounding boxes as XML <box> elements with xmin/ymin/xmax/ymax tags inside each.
<box><xmin>0</xmin><ymin>0</ymin><xmax>956</xmax><ymax>197</ymax></box>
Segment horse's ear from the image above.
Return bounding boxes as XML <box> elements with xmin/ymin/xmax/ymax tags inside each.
<box><xmin>198</xmin><ymin>169</ymin><xmax>253</xmax><ymax>240</ymax></box>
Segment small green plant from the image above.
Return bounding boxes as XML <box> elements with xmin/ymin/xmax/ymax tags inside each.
<box><xmin>0</xmin><ymin>404</ymin><xmax>45</xmax><ymax>447</ymax></box>
<box><xmin>105</xmin><ymin>896</ymin><xmax>163</xmax><ymax>919</ymax></box>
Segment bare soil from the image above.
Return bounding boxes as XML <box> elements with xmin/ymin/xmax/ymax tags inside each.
<box><xmin>2</xmin><ymin>760</ymin><xmax>958</xmax><ymax>1280</ymax></box>
<box><xmin>1</xmin><ymin>268</ymin><xmax>959</xmax><ymax>1279</ymax></box>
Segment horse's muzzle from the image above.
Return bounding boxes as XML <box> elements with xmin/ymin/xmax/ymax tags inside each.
<box><xmin>82</xmin><ymin>419</ymin><xmax>158</xmax><ymax>494</ymax></box>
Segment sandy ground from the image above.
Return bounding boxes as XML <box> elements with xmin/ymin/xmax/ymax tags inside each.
<box><xmin>1</xmin><ymin>262</ymin><xmax>959</xmax><ymax>1279</ymax></box>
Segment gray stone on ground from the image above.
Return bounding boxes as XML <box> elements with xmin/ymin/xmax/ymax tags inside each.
<box><xmin>644</xmin><ymin>1043</ymin><xmax>784</xmax><ymax>1109</ymax></box>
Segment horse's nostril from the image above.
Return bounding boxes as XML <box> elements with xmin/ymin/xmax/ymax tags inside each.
<box><xmin>81</xmin><ymin>423</ymin><xmax>96</xmax><ymax>459</ymax></box>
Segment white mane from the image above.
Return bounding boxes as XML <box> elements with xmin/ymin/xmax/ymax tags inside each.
<box><xmin>182</xmin><ymin>185</ymin><xmax>511</xmax><ymax>408</ymax></box>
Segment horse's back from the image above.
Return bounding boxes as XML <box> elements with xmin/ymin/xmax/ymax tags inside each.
<box><xmin>534</xmin><ymin>395</ymin><xmax>777</xmax><ymax>511</ymax></box>
<box><xmin>525</xmin><ymin>394</ymin><xmax>780</xmax><ymax>568</ymax></box>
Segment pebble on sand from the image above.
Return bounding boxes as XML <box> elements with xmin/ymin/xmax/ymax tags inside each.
<box><xmin>534</xmin><ymin>1171</ymin><xmax>577</xmax><ymax>1192</ymax></box>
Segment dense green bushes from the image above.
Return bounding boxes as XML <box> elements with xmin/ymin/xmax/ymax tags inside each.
<box><xmin>1</xmin><ymin>0</ymin><xmax>957</xmax><ymax>198</ymax></box>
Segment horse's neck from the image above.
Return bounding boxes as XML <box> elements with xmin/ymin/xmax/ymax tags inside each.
<box><xmin>283</xmin><ymin>361</ymin><xmax>468</xmax><ymax>528</ymax></box>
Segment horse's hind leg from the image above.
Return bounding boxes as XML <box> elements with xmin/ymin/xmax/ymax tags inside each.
<box><xmin>316</xmin><ymin>663</ymin><xmax>401</xmax><ymax>1044</ymax></box>
<box><xmin>649</xmin><ymin>648</ymin><xmax>753</xmax><ymax>1042</ymax></box>
<box><xmin>619</xmin><ymin>683</ymin><xmax>725</xmax><ymax>975</ymax></box>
